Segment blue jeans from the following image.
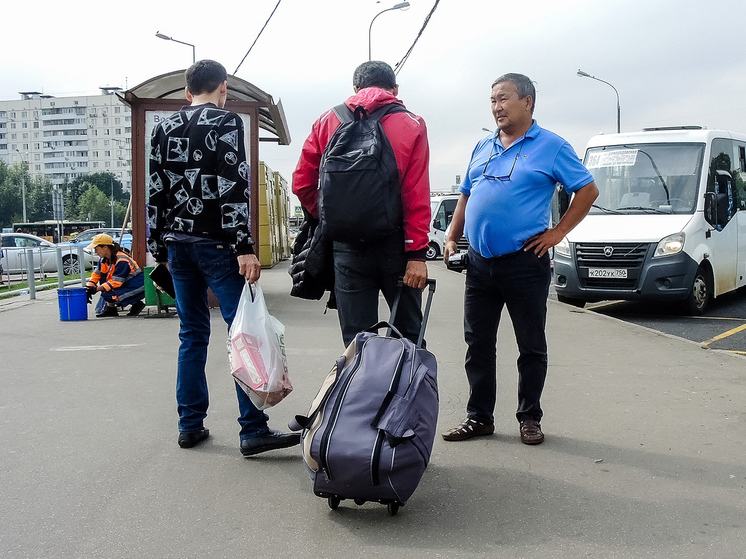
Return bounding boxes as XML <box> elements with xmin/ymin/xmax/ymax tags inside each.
<box><xmin>333</xmin><ymin>233</ymin><xmax>423</xmax><ymax>347</ymax></box>
<box><xmin>167</xmin><ymin>241</ymin><xmax>269</xmax><ymax>439</ymax></box>
<box><xmin>463</xmin><ymin>247</ymin><xmax>551</xmax><ymax>424</ymax></box>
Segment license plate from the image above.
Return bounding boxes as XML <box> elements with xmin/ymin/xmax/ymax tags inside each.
<box><xmin>588</xmin><ymin>268</ymin><xmax>628</xmax><ymax>279</ymax></box>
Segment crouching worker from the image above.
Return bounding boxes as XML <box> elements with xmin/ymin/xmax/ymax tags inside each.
<box><xmin>85</xmin><ymin>233</ymin><xmax>146</xmax><ymax>318</ymax></box>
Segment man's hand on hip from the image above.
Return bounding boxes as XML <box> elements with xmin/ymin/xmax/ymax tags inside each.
<box><xmin>403</xmin><ymin>260</ymin><xmax>428</xmax><ymax>290</ymax></box>
<box><xmin>523</xmin><ymin>227</ymin><xmax>564</xmax><ymax>258</ymax></box>
<box><xmin>238</xmin><ymin>254</ymin><xmax>261</xmax><ymax>283</ymax></box>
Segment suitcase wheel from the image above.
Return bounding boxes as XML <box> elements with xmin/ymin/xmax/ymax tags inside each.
<box><xmin>354</xmin><ymin>498</ymin><xmax>366</xmax><ymax>506</ymax></box>
<box><xmin>387</xmin><ymin>502</ymin><xmax>400</xmax><ymax>516</ymax></box>
<box><xmin>328</xmin><ymin>496</ymin><xmax>341</xmax><ymax>510</ymax></box>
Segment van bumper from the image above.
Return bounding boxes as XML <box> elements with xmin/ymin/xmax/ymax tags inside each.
<box><xmin>553</xmin><ymin>251</ymin><xmax>699</xmax><ymax>303</ymax></box>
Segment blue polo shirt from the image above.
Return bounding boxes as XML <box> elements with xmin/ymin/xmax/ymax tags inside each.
<box><xmin>460</xmin><ymin>120</ymin><xmax>593</xmax><ymax>258</ymax></box>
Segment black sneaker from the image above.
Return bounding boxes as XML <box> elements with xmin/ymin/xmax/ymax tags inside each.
<box><xmin>127</xmin><ymin>300</ymin><xmax>146</xmax><ymax>316</ymax></box>
<box><xmin>96</xmin><ymin>306</ymin><xmax>119</xmax><ymax>318</ymax></box>
<box><xmin>178</xmin><ymin>429</ymin><xmax>210</xmax><ymax>449</ymax></box>
<box><xmin>240</xmin><ymin>429</ymin><xmax>300</xmax><ymax>457</ymax></box>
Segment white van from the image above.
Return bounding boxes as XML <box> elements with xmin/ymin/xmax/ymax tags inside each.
<box><xmin>553</xmin><ymin>126</ymin><xmax>746</xmax><ymax>314</ymax></box>
<box><xmin>428</xmin><ymin>194</ymin><xmax>460</xmax><ymax>259</ymax></box>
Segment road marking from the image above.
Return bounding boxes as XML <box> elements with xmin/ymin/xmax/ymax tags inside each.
<box><xmin>700</xmin><ymin>323</ymin><xmax>746</xmax><ymax>347</ymax></box>
<box><xmin>51</xmin><ymin>344</ymin><xmax>146</xmax><ymax>352</ymax></box>
<box><xmin>586</xmin><ymin>301</ymin><xmax>624</xmax><ymax>310</ymax></box>
<box><xmin>692</xmin><ymin>316</ymin><xmax>746</xmax><ymax>321</ymax></box>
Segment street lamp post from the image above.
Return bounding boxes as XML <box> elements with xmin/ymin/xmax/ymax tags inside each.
<box><xmin>577</xmin><ymin>69</ymin><xmax>621</xmax><ymax>133</ymax></box>
<box><xmin>368</xmin><ymin>2</ymin><xmax>410</xmax><ymax>61</ymax></box>
<box><xmin>15</xmin><ymin>149</ymin><xmax>28</xmax><ymax>223</ymax></box>
<box><xmin>155</xmin><ymin>31</ymin><xmax>196</xmax><ymax>63</ymax></box>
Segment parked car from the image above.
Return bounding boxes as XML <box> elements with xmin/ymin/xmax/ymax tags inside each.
<box><xmin>61</xmin><ymin>228</ymin><xmax>133</xmax><ymax>268</ymax></box>
<box><xmin>0</xmin><ymin>232</ymin><xmax>90</xmax><ymax>275</ymax></box>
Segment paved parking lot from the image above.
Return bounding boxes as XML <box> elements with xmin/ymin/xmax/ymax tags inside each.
<box><xmin>569</xmin><ymin>291</ymin><xmax>746</xmax><ymax>354</ymax></box>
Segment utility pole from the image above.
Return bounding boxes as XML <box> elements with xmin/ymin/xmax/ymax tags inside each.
<box><xmin>110</xmin><ymin>176</ymin><xmax>115</xmax><ymax>228</ymax></box>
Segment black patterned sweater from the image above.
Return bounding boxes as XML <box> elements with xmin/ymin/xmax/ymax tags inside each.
<box><xmin>147</xmin><ymin>103</ymin><xmax>253</xmax><ymax>262</ymax></box>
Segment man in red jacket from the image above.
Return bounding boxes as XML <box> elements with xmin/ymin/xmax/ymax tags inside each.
<box><xmin>293</xmin><ymin>61</ymin><xmax>431</xmax><ymax>346</ymax></box>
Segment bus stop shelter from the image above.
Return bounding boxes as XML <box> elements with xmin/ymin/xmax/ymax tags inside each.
<box><xmin>120</xmin><ymin>70</ymin><xmax>291</xmax><ymax>268</ymax></box>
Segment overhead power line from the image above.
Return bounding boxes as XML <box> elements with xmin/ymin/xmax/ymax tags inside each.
<box><xmin>394</xmin><ymin>0</ymin><xmax>440</xmax><ymax>76</ymax></box>
<box><xmin>234</xmin><ymin>0</ymin><xmax>283</xmax><ymax>75</ymax></box>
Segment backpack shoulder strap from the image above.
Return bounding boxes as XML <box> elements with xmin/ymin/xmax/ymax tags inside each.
<box><xmin>371</xmin><ymin>102</ymin><xmax>409</xmax><ymax>121</ymax></box>
<box><xmin>331</xmin><ymin>104</ymin><xmax>354</xmax><ymax>125</ymax></box>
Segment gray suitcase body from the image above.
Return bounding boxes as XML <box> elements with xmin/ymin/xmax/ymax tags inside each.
<box><xmin>290</xmin><ymin>281</ymin><xmax>438</xmax><ymax>515</ymax></box>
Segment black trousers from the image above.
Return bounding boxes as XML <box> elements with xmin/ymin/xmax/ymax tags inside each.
<box><xmin>332</xmin><ymin>233</ymin><xmax>423</xmax><ymax>347</ymax></box>
<box><xmin>463</xmin><ymin>247</ymin><xmax>551</xmax><ymax>424</ymax></box>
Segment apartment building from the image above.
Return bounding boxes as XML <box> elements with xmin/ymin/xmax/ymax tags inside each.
<box><xmin>0</xmin><ymin>88</ymin><xmax>132</xmax><ymax>191</ymax></box>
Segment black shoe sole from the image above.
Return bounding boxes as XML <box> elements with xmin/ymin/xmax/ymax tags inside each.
<box><xmin>241</xmin><ymin>435</ymin><xmax>300</xmax><ymax>457</ymax></box>
<box><xmin>178</xmin><ymin>429</ymin><xmax>210</xmax><ymax>449</ymax></box>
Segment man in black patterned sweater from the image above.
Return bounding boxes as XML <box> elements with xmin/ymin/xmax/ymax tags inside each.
<box><xmin>148</xmin><ymin>59</ymin><xmax>299</xmax><ymax>456</ymax></box>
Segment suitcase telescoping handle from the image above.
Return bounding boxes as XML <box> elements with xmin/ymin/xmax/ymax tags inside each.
<box><xmin>386</xmin><ymin>278</ymin><xmax>436</xmax><ymax>348</ymax></box>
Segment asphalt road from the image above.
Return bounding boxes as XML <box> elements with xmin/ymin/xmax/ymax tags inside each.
<box><xmin>550</xmin><ymin>287</ymin><xmax>746</xmax><ymax>355</ymax></box>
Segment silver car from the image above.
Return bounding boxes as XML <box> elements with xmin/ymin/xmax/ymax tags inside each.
<box><xmin>0</xmin><ymin>233</ymin><xmax>89</xmax><ymax>275</ymax></box>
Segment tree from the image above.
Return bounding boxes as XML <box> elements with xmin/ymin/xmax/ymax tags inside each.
<box><xmin>76</xmin><ymin>184</ymin><xmax>112</xmax><ymax>223</ymax></box>
<box><xmin>69</xmin><ymin>172</ymin><xmax>127</xmax><ymax>203</ymax></box>
<box><xmin>0</xmin><ymin>161</ymin><xmax>36</xmax><ymax>228</ymax></box>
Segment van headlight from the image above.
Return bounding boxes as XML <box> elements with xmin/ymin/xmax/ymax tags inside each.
<box><xmin>555</xmin><ymin>237</ymin><xmax>571</xmax><ymax>257</ymax></box>
<box><xmin>654</xmin><ymin>232</ymin><xmax>685</xmax><ymax>257</ymax></box>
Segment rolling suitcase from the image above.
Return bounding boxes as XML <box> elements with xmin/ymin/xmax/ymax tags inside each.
<box><xmin>289</xmin><ymin>280</ymin><xmax>438</xmax><ymax>516</ymax></box>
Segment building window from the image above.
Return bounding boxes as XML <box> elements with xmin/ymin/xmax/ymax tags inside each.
<box><xmin>22</xmin><ymin>122</ymin><xmax>28</xmax><ymax>129</ymax></box>
<box><xmin>93</xmin><ymin>162</ymin><xmax>99</xmax><ymax>168</ymax></box>
<box><xmin>105</xmin><ymin>161</ymin><xmax>110</xmax><ymax>168</ymax></box>
<box><xmin>33</xmin><ymin>122</ymin><xmax>39</xmax><ymax>128</ymax></box>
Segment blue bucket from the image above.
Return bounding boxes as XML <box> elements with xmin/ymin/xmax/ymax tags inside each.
<box><xmin>58</xmin><ymin>287</ymin><xmax>88</xmax><ymax>321</ymax></box>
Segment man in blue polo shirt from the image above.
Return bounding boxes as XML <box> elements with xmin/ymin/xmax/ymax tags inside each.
<box><xmin>442</xmin><ymin>73</ymin><xmax>598</xmax><ymax>445</ymax></box>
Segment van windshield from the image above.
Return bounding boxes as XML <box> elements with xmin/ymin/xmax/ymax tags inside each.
<box><xmin>584</xmin><ymin>143</ymin><xmax>705</xmax><ymax>215</ymax></box>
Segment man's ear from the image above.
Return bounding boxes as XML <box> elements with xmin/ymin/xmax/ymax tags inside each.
<box><xmin>185</xmin><ymin>86</ymin><xmax>193</xmax><ymax>102</ymax></box>
<box><xmin>392</xmin><ymin>85</ymin><xmax>399</xmax><ymax>97</ymax></box>
<box><xmin>219</xmin><ymin>80</ymin><xmax>228</xmax><ymax>96</ymax></box>
<box><xmin>353</xmin><ymin>86</ymin><xmax>360</xmax><ymax>93</ymax></box>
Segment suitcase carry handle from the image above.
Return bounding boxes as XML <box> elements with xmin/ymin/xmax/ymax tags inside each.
<box><xmin>366</xmin><ymin>321</ymin><xmax>405</xmax><ymax>340</ymax></box>
<box><xmin>387</xmin><ymin>278</ymin><xmax>436</xmax><ymax>348</ymax></box>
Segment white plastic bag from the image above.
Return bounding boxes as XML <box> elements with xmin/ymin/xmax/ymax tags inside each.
<box><xmin>228</xmin><ymin>281</ymin><xmax>292</xmax><ymax>410</ymax></box>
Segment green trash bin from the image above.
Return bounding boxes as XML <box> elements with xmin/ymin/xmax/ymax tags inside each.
<box><xmin>143</xmin><ymin>266</ymin><xmax>177</xmax><ymax>307</ymax></box>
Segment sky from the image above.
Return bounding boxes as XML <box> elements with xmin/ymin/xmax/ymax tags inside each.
<box><xmin>4</xmin><ymin>0</ymin><xmax>746</xmax><ymax>204</ymax></box>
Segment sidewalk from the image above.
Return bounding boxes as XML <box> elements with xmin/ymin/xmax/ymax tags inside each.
<box><xmin>1</xmin><ymin>261</ymin><xmax>744</xmax><ymax>559</ymax></box>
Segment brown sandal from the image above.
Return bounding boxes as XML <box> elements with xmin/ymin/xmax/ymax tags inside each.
<box><xmin>442</xmin><ymin>418</ymin><xmax>494</xmax><ymax>441</ymax></box>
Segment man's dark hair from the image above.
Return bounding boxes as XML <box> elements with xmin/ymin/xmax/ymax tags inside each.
<box><xmin>492</xmin><ymin>73</ymin><xmax>536</xmax><ymax>113</ymax></box>
<box><xmin>353</xmin><ymin>61</ymin><xmax>397</xmax><ymax>90</ymax></box>
<box><xmin>185</xmin><ymin>60</ymin><xmax>228</xmax><ymax>95</ymax></box>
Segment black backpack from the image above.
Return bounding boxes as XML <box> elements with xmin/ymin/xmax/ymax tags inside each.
<box><xmin>318</xmin><ymin>102</ymin><xmax>407</xmax><ymax>242</ymax></box>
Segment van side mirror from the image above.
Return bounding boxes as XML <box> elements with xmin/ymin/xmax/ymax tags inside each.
<box><xmin>704</xmin><ymin>192</ymin><xmax>717</xmax><ymax>227</ymax></box>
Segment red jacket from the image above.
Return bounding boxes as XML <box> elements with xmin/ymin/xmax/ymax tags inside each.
<box><xmin>292</xmin><ymin>87</ymin><xmax>431</xmax><ymax>256</ymax></box>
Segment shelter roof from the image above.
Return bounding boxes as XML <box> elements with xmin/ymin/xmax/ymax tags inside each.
<box><xmin>121</xmin><ymin>70</ymin><xmax>290</xmax><ymax>145</ymax></box>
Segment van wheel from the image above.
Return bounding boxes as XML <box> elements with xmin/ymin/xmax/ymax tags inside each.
<box><xmin>425</xmin><ymin>242</ymin><xmax>439</xmax><ymax>260</ymax></box>
<box><xmin>684</xmin><ymin>266</ymin><xmax>711</xmax><ymax>315</ymax></box>
<box><xmin>557</xmin><ymin>294</ymin><xmax>586</xmax><ymax>308</ymax></box>
<box><xmin>62</xmin><ymin>255</ymin><xmax>80</xmax><ymax>276</ymax></box>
